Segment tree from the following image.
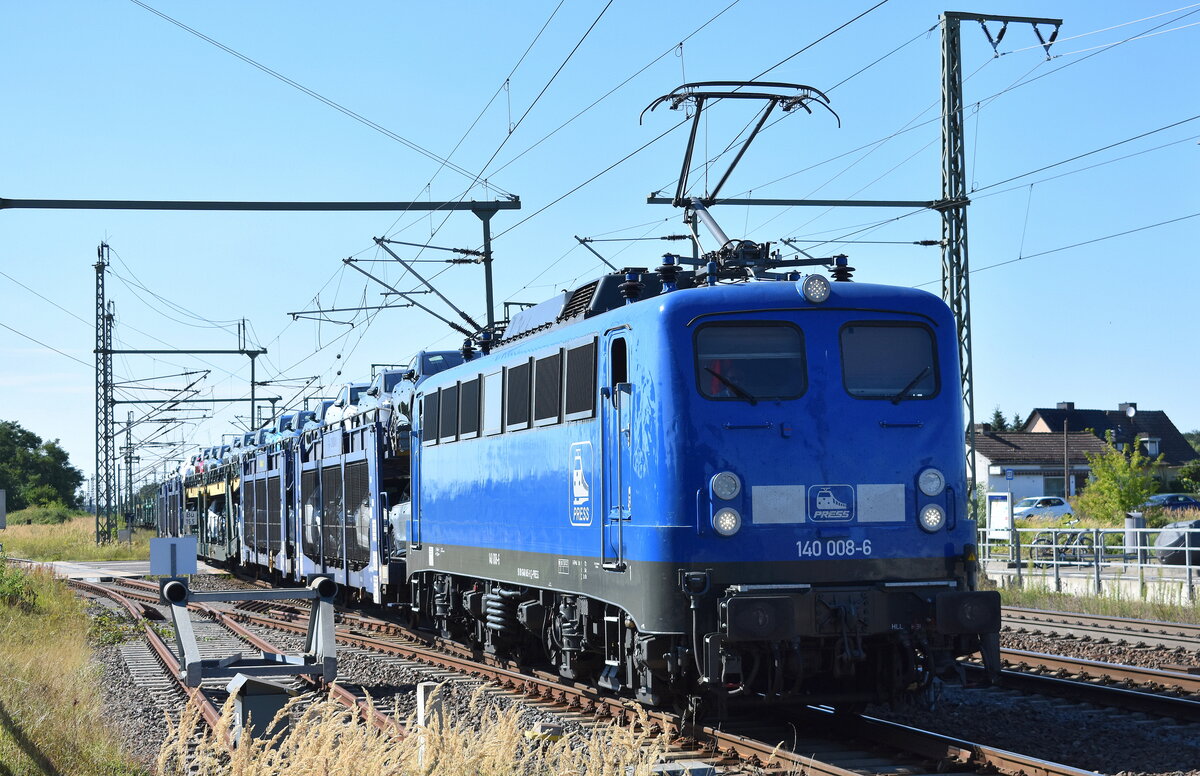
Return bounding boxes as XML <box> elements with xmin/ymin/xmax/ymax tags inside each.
<box><xmin>1076</xmin><ymin>431</ymin><xmax>1161</xmax><ymax>523</ymax></box>
<box><xmin>1010</xmin><ymin>411</ymin><xmax>1025</xmax><ymax>431</ymax></box>
<box><xmin>1178</xmin><ymin>459</ymin><xmax>1200</xmax><ymax>494</ymax></box>
<box><xmin>0</xmin><ymin>420</ymin><xmax>84</xmax><ymax>510</ymax></box>
<box><xmin>1184</xmin><ymin>430</ymin><xmax>1200</xmax><ymax>455</ymax></box>
<box><xmin>987</xmin><ymin>406</ymin><xmax>1009</xmax><ymax>432</ymax></box>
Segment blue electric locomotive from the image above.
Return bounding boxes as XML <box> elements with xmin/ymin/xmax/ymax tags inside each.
<box><xmin>159</xmin><ymin>242</ymin><xmax>1000</xmax><ymax>716</ymax></box>
<box><xmin>407</xmin><ymin>249</ymin><xmax>1000</xmax><ymax>713</ymax></box>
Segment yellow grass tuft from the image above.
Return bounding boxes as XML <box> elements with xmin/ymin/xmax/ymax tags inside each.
<box><xmin>158</xmin><ymin>685</ymin><xmax>668</xmax><ymax>776</ymax></box>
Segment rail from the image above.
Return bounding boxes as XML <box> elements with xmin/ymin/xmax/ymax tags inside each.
<box><xmin>978</xmin><ymin>524</ymin><xmax>1199</xmax><ymax>600</ymax></box>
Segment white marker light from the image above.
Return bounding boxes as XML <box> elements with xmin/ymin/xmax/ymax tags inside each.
<box><xmin>712</xmin><ymin>508</ymin><xmax>742</xmax><ymax>537</ymax></box>
<box><xmin>918</xmin><ymin>504</ymin><xmax>946</xmax><ymax>533</ymax></box>
<box><xmin>918</xmin><ymin>468</ymin><xmax>946</xmax><ymax>497</ymax></box>
<box><xmin>711</xmin><ymin>471</ymin><xmax>742</xmax><ymax>500</ymax></box>
<box><xmin>798</xmin><ymin>274</ymin><xmax>831</xmax><ymax>303</ymax></box>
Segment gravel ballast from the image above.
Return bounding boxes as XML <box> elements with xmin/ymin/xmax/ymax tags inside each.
<box><xmin>87</xmin><ymin>576</ymin><xmax>1200</xmax><ymax>775</ymax></box>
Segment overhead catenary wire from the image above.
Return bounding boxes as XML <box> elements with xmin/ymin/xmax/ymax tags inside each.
<box><xmin>914</xmin><ymin>211</ymin><xmax>1200</xmax><ymax>288</ymax></box>
<box><xmin>129</xmin><ymin>0</ymin><xmax>515</xmax><ymax>198</ymax></box>
<box><xmin>996</xmin><ymin>3</ymin><xmax>1200</xmax><ymax>55</ymax></box>
<box><xmin>727</xmin><ymin>5</ymin><xmax>1197</xmax><ymax>221</ymax></box>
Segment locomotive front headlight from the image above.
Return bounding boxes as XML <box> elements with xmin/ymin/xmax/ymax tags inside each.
<box><xmin>712</xmin><ymin>508</ymin><xmax>742</xmax><ymax>537</ymax></box>
<box><xmin>711</xmin><ymin>471</ymin><xmax>742</xmax><ymax>500</ymax></box>
<box><xmin>798</xmin><ymin>273</ymin><xmax>831</xmax><ymax>303</ymax></box>
<box><xmin>918</xmin><ymin>468</ymin><xmax>946</xmax><ymax>497</ymax></box>
<box><xmin>918</xmin><ymin>504</ymin><xmax>946</xmax><ymax>533</ymax></box>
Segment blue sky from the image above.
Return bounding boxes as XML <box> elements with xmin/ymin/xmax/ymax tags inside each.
<box><xmin>1</xmin><ymin>1</ymin><xmax>1197</xmax><ymax>493</ymax></box>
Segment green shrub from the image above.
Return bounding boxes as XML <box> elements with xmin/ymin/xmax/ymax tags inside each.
<box><xmin>0</xmin><ymin>563</ymin><xmax>37</xmax><ymax>612</ymax></box>
<box><xmin>8</xmin><ymin>501</ymin><xmax>78</xmax><ymax>525</ymax></box>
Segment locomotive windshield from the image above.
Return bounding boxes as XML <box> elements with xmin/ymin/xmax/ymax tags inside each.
<box><xmin>694</xmin><ymin>322</ymin><xmax>806</xmax><ymax>402</ymax></box>
<box><xmin>840</xmin><ymin>322</ymin><xmax>938</xmax><ymax>401</ymax></box>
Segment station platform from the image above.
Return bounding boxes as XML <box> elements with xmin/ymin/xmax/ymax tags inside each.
<box><xmin>983</xmin><ymin>558</ymin><xmax>1198</xmax><ymax>604</ymax></box>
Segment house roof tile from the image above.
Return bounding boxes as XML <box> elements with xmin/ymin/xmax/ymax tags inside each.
<box><xmin>972</xmin><ymin>428</ymin><xmax>1111</xmax><ymax>465</ymax></box>
<box><xmin>1024</xmin><ymin>407</ymin><xmax>1198</xmax><ymax>467</ymax></box>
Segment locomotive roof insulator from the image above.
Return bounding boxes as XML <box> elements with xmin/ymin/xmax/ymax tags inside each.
<box><xmin>618</xmin><ymin>271</ymin><xmax>644</xmax><ymax>304</ymax></box>
<box><xmin>657</xmin><ymin>254</ymin><xmax>680</xmax><ymax>293</ymax></box>
<box><xmin>831</xmin><ymin>254</ymin><xmax>855</xmax><ymax>282</ymax></box>
<box><xmin>461</xmin><ymin>338</ymin><xmax>476</xmax><ymax>361</ymax></box>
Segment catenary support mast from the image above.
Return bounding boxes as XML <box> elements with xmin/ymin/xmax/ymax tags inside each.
<box><xmin>941</xmin><ymin>12</ymin><xmax>1060</xmax><ymax>505</ymax></box>
<box><xmin>95</xmin><ymin>244</ymin><xmax>116</xmax><ymax>543</ymax></box>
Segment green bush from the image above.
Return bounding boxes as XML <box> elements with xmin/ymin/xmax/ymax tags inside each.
<box><xmin>0</xmin><ymin>562</ymin><xmax>37</xmax><ymax>612</ymax></box>
<box><xmin>8</xmin><ymin>501</ymin><xmax>78</xmax><ymax>525</ymax></box>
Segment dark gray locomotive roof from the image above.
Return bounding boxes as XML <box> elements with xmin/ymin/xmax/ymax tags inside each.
<box><xmin>499</xmin><ymin>267</ymin><xmax>698</xmax><ymax>345</ymax></box>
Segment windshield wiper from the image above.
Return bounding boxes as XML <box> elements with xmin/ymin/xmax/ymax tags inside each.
<box><xmin>890</xmin><ymin>366</ymin><xmax>931</xmax><ymax>405</ymax></box>
<box><xmin>705</xmin><ymin>367</ymin><xmax>757</xmax><ymax>405</ymax></box>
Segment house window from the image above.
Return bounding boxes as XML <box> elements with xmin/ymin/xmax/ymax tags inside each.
<box><xmin>1043</xmin><ymin>476</ymin><xmax>1065</xmax><ymax>498</ymax></box>
<box><xmin>1143</xmin><ymin>438</ymin><xmax>1160</xmax><ymax>457</ymax></box>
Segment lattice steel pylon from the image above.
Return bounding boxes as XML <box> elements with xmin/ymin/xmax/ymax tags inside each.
<box><xmin>940</xmin><ymin>12</ymin><xmax>1060</xmax><ymax>513</ymax></box>
<box><xmin>95</xmin><ymin>243</ymin><xmax>116</xmax><ymax>543</ymax></box>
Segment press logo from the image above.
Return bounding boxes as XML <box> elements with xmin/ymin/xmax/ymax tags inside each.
<box><xmin>569</xmin><ymin>442</ymin><xmax>593</xmax><ymax>526</ymax></box>
<box><xmin>808</xmin><ymin>485</ymin><xmax>854</xmax><ymax>522</ymax></box>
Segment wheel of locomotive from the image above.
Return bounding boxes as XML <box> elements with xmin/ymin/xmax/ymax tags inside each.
<box><xmin>832</xmin><ymin>702</ymin><xmax>868</xmax><ymax>717</ymax></box>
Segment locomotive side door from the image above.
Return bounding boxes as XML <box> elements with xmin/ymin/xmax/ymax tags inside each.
<box><xmin>601</xmin><ymin>332</ymin><xmax>631</xmax><ymax>571</ymax></box>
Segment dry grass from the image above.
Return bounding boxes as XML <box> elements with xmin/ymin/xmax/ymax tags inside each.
<box><xmin>158</xmin><ymin>686</ymin><xmax>669</xmax><ymax>776</ymax></box>
<box><xmin>998</xmin><ymin>582</ymin><xmax>1200</xmax><ymax>624</ymax></box>
<box><xmin>2</xmin><ymin>515</ymin><xmax>153</xmax><ymax>561</ymax></box>
<box><xmin>0</xmin><ymin>563</ymin><xmax>146</xmax><ymax>774</ymax></box>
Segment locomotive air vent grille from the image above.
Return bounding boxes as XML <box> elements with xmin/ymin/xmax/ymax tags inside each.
<box><xmin>558</xmin><ymin>281</ymin><xmax>599</xmax><ymax>322</ymax></box>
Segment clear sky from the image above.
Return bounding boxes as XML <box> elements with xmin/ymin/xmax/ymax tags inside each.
<box><xmin>1</xmin><ymin>1</ymin><xmax>1197</xmax><ymax>495</ymax></box>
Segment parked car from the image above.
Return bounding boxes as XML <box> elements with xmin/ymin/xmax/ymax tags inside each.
<box><xmin>1138</xmin><ymin>493</ymin><xmax>1200</xmax><ymax>514</ymax></box>
<box><xmin>354</xmin><ymin>369</ymin><xmax>407</xmax><ymax>426</ymax></box>
<box><xmin>265</xmin><ymin>413</ymin><xmax>299</xmax><ymax>444</ymax></box>
<box><xmin>313</xmin><ymin>399</ymin><xmax>336</xmax><ymax>425</ymax></box>
<box><xmin>323</xmin><ymin>382</ymin><xmax>370</xmax><ymax>426</ymax></box>
<box><xmin>294</xmin><ymin>409</ymin><xmax>320</xmax><ymax>432</ymax></box>
<box><xmin>1153</xmin><ymin>518</ymin><xmax>1200</xmax><ymax>566</ymax></box>
<box><xmin>391</xmin><ymin>350</ymin><xmax>467</xmax><ymax>423</ymax></box>
<box><xmin>1012</xmin><ymin>496</ymin><xmax>1073</xmax><ymax>520</ymax></box>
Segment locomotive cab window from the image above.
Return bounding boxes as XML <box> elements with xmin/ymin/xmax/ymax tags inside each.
<box><xmin>694</xmin><ymin>323</ymin><xmax>806</xmax><ymax>401</ymax></box>
<box><xmin>840</xmin><ymin>322</ymin><xmax>938</xmax><ymax>401</ymax></box>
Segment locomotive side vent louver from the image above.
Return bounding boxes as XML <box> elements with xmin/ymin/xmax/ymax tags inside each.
<box><xmin>558</xmin><ymin>281</ymin><xmax>599</xmax><ymax>322</ymax></box>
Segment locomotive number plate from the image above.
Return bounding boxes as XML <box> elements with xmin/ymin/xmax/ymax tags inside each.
<box><xmin>796</xmin><ymin>539</ymin><xmax>872</xmax><ymax>558</ymax></box>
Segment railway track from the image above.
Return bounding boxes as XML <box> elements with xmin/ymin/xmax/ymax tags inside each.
<box><xmin>1003</xmin><ymin>606</ymin><xmax>1200</xmax><ymax>652</ymax></box>
<box><xmin>74</xmin><ymin>573</ymin><xmax>1109</xmax><ymax>775</ymax></box>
